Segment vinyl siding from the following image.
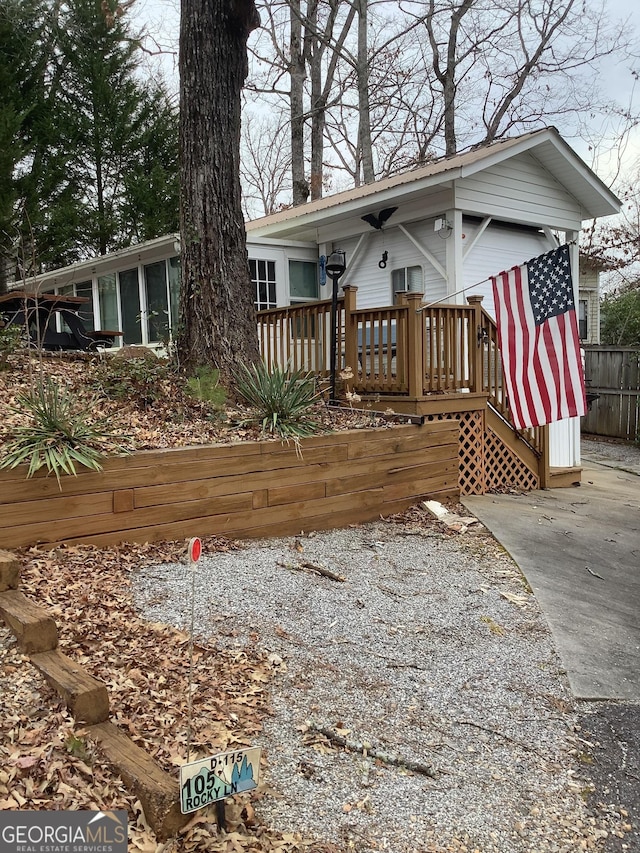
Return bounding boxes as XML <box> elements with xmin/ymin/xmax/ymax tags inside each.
<box><xmin>337</xmin><ymin>224</ymin><xmax>448</xmax><ymax>309</ymax></box>
<box><xmin>456</xmin><ymin>152</ymin><xmax>583</xmax><ymax>230</ymax></box>
<box><xmin>460</xmin><ymin>221</ymin><xmax>553</xmax><ymax>317</ymax></box>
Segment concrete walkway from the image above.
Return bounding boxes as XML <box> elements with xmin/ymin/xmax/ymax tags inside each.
<box><xmin>463</xmin><ymin>458</ymin><xmax>640</xmax><ymax>700</ymax></box>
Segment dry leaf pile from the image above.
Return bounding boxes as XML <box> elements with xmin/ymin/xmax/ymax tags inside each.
<box><xmin>0</xmin><ymin>351</ymin><xmax>392</xmax><ymax>452</ymax></box>
<box><xmin>0</xmin><ymin>537</ymin><xmax>332</xmax><ymax>852</ymax></box>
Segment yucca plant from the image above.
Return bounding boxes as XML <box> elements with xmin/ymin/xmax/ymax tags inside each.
<box><xmin>233</xmin><ymin>361</ymin><xmax>321</xmax><ymax>439</ymax></box>
<box><xmin>0</xmin><ymin>378</ymin><xmax>123</xmax><ymax>487</ymax></box>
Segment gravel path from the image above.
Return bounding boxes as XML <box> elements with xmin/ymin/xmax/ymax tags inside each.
<box><xmin>133</xmin><ymin>512</ymin><xmax>626</xmax><ymax>852</ymax></box>
<box><xmin>582</xmin><ymin>436</ymin><xmax>640</xmax><ymax>476</ymax></box>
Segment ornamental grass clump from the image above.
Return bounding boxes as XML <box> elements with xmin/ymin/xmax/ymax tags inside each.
<box><xmin>0</xmin><ymin>377</ymin><xmax>123</xmax><ymax>486</ymax></box>
<box><xmin>234</xmin><ymin>361</ymin><xmax>321</xmax><ymax>440</ymax></box>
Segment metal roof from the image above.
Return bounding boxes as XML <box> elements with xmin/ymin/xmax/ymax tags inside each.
<box><xmin>246</xmin><ymin>128</ymin><xmax>621</xmax><ymax>241</ymax></box>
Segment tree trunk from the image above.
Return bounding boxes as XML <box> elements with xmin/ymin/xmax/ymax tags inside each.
<box><xmin>178</xmin><ymin>0</ymin><xmax>261</xmax><ymax>382</ymax></box>
<box><xmin>307</xmin><ymin>0</ymin><xmax>324</xmax><ymax>201</ymax></box>
<box><xmin>290</xmin><ymin>0</ymin><xmax>309</xmax><ymax>205</ymax></box>
<box><xmin>356</xmin><ymin>0</ymin><xmax>374</xmax><ymax>184</ymax></box>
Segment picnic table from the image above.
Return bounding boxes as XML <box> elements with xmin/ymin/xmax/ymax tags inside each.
<box><xmin>0</xmin><ymin>291</ymin><xmax>121</xmax><ymax>351</ymax></box>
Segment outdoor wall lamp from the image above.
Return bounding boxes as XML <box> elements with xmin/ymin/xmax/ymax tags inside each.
<box><xmin>434</xmin><ymin>217</ymin><xmax>453</xmax><ymax>239</ymax></box>
<box><xmin>477</xmin><ymin>325</ymin><xmax>489</xmax><ymax>347</ymax></box>
<box><xmin>326</xmin><ymin>251</ymin><xmax>346</xmax><ymax>404</ymax></box>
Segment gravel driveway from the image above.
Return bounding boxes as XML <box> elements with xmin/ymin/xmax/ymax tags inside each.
<box><xmin>133</xmin><ymin>510</ymin><xmax>631</xmax><ymax>852</ymax></box>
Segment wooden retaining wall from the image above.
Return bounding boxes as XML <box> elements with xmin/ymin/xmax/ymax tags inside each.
<box><xmin>0</xmin><ymin>421</ymin><xmax>459</xmax><ymax>549</ymax></box>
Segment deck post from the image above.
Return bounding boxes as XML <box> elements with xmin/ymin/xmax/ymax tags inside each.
<box><xmin>539</xmin><ymin>424</ymin><xmax>550</xmax><ymax>489</ymax></box>
<box><xmin>467</xmin><ymin>295</ymin><xmax>484</xmax><ymax>394</ymax></box>
<box><xmin>342</xmin><ymin>285</ymin><xmax>359</xmax><ymax>377</ymax></box>
<box><xmin>405</xmin><ymin>292</ymin><xmax>425</xmax><ymax>398</ymax></box>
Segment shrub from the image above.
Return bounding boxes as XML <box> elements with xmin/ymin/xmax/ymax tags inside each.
<box><xmin>0</xmin><ymin>324</ymin><xmax>23</xmax><ymax>369</ymax></box>
<box><xmin>93</xmin><ymin>353</ymin><xmax>172</xmax><ymax>408</ymax></box>
<box><xmin>185</xmin><ymin>366</ymin><xmax>226</xmax><ymax>407</ymax></box>
<box><xmin>234</xmin><ymin>361</ymin><xmax>321</xmax><ymax>439</ymax></box>
<box><xmin>0</xmin><ymin>377</ymin><xmax>123</xmax><ymax>486</ymax></box>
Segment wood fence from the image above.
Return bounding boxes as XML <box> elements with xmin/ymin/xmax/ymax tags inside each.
<box><xmin>0</xmin><ymin>422</ymin><xmax>459</xmax><ymax>549</ymax></box>
<box><xmin>582</xmin><ymin>346</ymin><xmax>640</xmax><ymax>441</ymax></box>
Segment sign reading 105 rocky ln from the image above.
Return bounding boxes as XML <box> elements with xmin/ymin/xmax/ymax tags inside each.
<box><xmin>179</xmin><ymin>748</ymin><xmax>261</xmax><ymax>814</ymax></box>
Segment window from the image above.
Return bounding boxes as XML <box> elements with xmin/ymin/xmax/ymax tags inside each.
<box><xmin>250</xmin><ymin>258</ymin><xmax>277</xmax><ymax>310</ymax></box>
<box><xmin>392</xmin><ymin>266</ymin><xmax>423</xmax><ymax>303</ymax></box>
<box><xmin>119</xmin><ymin>268</ymin><xmax>142</xmax><ymax>344</ymax></box>
<box><xmin>289</xmin><ymin>260</ymin><xmax>318</xmax><ymax>304</ymax></box>
<box><xmin>98</xmin><ymin>274</ymin><xmax>118</xmax><ymax>332</ymax></box>
<box><xmin>75</xmin><ymin>281</ymin><xmax>95</xmax><ymax>331</ymax></box>
<box><xmin>144</xmin><ymin>261</ymin><xmax>170</xmax><ymax>342</ymax></box>
<box><xmin>579</xmin><ymin>299</ymin><xmax>588</xmax><ymax>341</ymax></box>
<box><xmin>55</xmin><ymin>281</ymin><xmax>94</xmax><ymax>333</ymax></box>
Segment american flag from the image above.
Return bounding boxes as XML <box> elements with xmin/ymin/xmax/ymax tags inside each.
<box><xmin>491</xmin><ymin>245</ymin><xmax>586</xmax><ymax>430</ymax></box>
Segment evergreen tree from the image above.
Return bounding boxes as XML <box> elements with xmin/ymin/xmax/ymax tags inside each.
<box><xmin>120</xmin><ymin>83</ymin><xmax>179</xmax><ymax>244</ymax></box>
<box><xmin>0</xmin><ymin>0</ymin><xmax>49</xmax><ymax>286</ymax></box>
<box><xmin>1</xmin><ymin>0</ymin><xmax>179</xmax><ymax>276</ymax></box>
<box><xmin>53</xmin><ymin>0</ymin><xmax>176</xmax><ymax>259</ymax></box>
<box><xmin>601</xmin><ymin>288</ymin><xmax>640</xmax><ymax>347</ymax></box>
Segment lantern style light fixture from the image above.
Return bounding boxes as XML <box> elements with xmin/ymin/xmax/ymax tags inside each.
<box><xmin>325</xmin><ymin>251</ymin><xmax>346</xmax><ymax>404</ymax></box>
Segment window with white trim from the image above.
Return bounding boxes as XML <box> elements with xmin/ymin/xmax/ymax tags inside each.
<box><xmin>392</xmin><ymin>265</ymin><xmax>423</xmax><ymax>303</ymax></box>
<box><xmin>55</xmin><ymin>281</ymin><xmax>95</xmax><ymax>333</ymax></box>
<box><xmin>579</xmin><ymin>299</ymin><xmax>588</xmax><ymax>341</ymax></box>
<box><xmin>250</xmin><ymin>258</ymin><xmax>277</xmax><ymax>310</ymax></box>
<box><xmin>288</xmin><ymin>260</ymin><xmax>318</xmax><ymax>304</ymax></box>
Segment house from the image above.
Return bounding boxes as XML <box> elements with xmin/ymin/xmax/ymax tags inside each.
<box><xmin>15</xmin><ymin>233</ymin><xmax>319</xmax><ymax>349</ymax></box>
<box><xmin>13</xmin><ymin>127</ymin><xmax>620</xmax><ymax>491</ymax></box>
<box><xmin>577</xmin><ymin>257</ymin><xmax>603</xmax><ymax>345</ymax></box>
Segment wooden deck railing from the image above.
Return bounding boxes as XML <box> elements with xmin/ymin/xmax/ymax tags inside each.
<box><xmin>257</xmin><ymin>287</ymin><xmax>543</xmax><ymax>453</ymax></box>
<box><xmin>420</xmin><ymin>302</ymin><xmax>477</xmax><ymax>394</ymax></box>
<box><xmin>258</xmin><ymin>297</ymin><xmax>341</xmax><ymax>377</ymax></box>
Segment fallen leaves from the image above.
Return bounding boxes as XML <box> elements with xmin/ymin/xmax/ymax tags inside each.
<box><xmin>0</xmin><ymin>351</ymin><xmax>393</xmax><ymax>454</ymax></box>
<box><xmin>0</xmin><ymin>538</ymin><xmax>320</xmax><ymax>851</ymax></box>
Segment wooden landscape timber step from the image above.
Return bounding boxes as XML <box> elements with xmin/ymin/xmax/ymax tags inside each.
<box><xmin>0</xmin><ymin>589</ymin><xmax>58</xmax><ymax>653</ymax></box>
<box><xmin>30</xmin><ymin>649</ymin><xmax>110</xmax><ymax>725</ymax></box>
<box><xmin>87</xmin><ymin>721</ymin><xmax>188</xmax><ymax>840</ymax></box>
<box><xmin>0</xmin><ymin>550</ymin><xmax>191</xmax><ymax>839</ymax></box>
<box><xmin>0</xmin><ymin>549</ymin><xmax>21</xmax><ymax>590</ymax></box>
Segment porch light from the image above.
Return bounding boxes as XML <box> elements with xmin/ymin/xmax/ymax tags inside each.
<box><xmin>326</xmin><ymin>251</ymin><xmax>346</xmax><ymax>404</ymax></box>
<box><xmin>326</xmin><ymin>251</ymin><xmax>346</xmax><ymax>278</ymax></box>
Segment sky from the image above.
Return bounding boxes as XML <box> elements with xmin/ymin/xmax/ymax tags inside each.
<box><xmin>129</xmin><ymin>0</ymin><xmax>640</xmax><ymax>191</ymax></box>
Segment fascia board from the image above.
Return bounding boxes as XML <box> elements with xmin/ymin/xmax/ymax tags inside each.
<box><xmin>246</xmin><ymin>173</ymin><xmax>462</xmax><ymax>240</ymax></box>
<box><xmin>29</xmin><ymin>235</ymin><xmax>180</xmax><ymax>291</ymax></box>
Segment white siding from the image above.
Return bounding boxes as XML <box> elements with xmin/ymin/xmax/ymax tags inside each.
<box><xmin>461</xmin><ymin>222</ymin><xmax>552</xmax><ymax>317</ymax></box>
<box><xmin>549</xmin><ymin>418</ymin><xmax>581</xmax><ymax>467</ymax></box>
<box><xmin>246</xmin><ymin>241</ymin><xmax>318</xmax><ymax>307</ymax></box>
<box><xmin>456</xmin><ymin>152</ymin><xmax>583</xmax><ymax>231</ymax></box>
<box><xmin>336</xmin><ymin>223</ymin><xmax>448</xmax><ymax>309</ymax></box>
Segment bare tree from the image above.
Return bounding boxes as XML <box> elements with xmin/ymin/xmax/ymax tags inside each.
<box><xmin>240</xmin><ymin>110</ymin><xmax>292</xmax><ymax>217</ymax></box>
<box><xmin>245</xmin><ymin>0</ymin><xmax>635</xmax><ymax>205</ymax></box>
<box><xmin>403</xmin><ymin>0</ymin><xmax>631</xmax><ymax>156</ymax></box>
<box><xmin>178</xmin><ymin>0</ymin><xmax>261</xmax><ymax>379</ymax></box>
<box><xmin>249</xmin><ymin>0</ymin><xmax>356</xmax><ymax>203</ymax></box>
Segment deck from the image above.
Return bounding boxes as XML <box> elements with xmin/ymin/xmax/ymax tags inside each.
<box><xmin>258</xmin><ymin>287</ymin><xmax>575</xmax><ymax>495</ymax></box>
